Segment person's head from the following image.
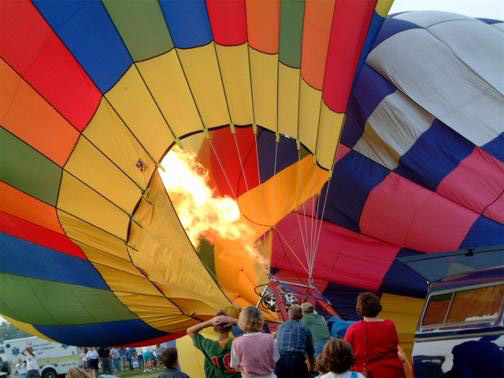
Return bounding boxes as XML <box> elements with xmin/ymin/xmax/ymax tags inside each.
<box><xmin>214</xmin><ymin>310</ymin><xmax>232</xmax><ymax>334</ymax></box>
<box><xmin>66</xmin><ymin>368</ymin><xmax>92</xmax><ymax>378</ymax></box>
<box><xmin>301</xmin><ymin>302</ymin><xmax>314</xmax><ymax>314</ymax></box>
<box><xmin>238</xmin><ymin>306</ymin><xmax>264</xmax><ymax>333</ymax></box>
<box><xmin>317</xmin><ymin>339</ymin><xmax>355</xmax><ymax>374</ymax></box>
<box><xmin>161</xmin><ymin>348</ymin><xmax>178</xmax><ymax>369</ymax></box>
<box><xmin>26</xmin><ymin>347</ymin><xmax>33</xmax><ymax>353</ymax></box>
<box><xmin>288</xmin><ymin>304</ymin><xmax>303</xmax><ymax>321</ymax></box>
<box><xmin>356</xmin><ymin>292</ymin><xmax>382</xmax><ymax>317</ymax></box>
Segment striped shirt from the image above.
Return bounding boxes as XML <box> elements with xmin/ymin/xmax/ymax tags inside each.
<box><xmin>230</xmin><ymin>332</ymin><xmax>279</xmax><ymax>377</ymax></box>
<box><xmin>275</xmin><ymin>319</ymin><xmax>314</xmax><ymax>355</ymax></box>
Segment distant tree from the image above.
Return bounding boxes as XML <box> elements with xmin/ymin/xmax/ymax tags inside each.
<box><xmin>0</xmin><ymin>321</ymin><xmax>30</xmax><ymax>342</ymax></box>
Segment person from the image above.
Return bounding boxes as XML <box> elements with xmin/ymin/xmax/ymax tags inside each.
<box><xmin>230</xmin><ymin>306</ymin><xmax>278</xmax><ymax>378</ymax></box>
<box><xmin>300</xmin><ymin>302</ymin><xmax>331</xmax><ymax>356</ymax></box>
<box><xmin>66</xmin><ymin>368</ymin><xmax>92</xmax><ymax>378</ymax></box>
<box><xmin>316</xmin><ymin>339</ymin><xmax>365</xmax><ymax>378</ymax></box>
<box><xmin>186</xmin><ymin>310</ymin><xmax>240</xmax><ymax>377</ymax></box>
<box><xmin>16</xmin><ymin>359</ymin><xmax>27</xmax><ymax>378</ymax></box>
<box><xmin>275</xmin><ymin>304</ymin><xmax>315</xmax><ymax>378</ymax></box>
<box><xmin>21</xmin><ymin>347</ymin><xmax>40</xmax><ymax>378</ymax></box>
<box><xmin>97</xmin><ymin>346</ymin><xmax>112</xmax><ymax>375</ymax></box>
<box><xmin>136</xmin><ymin>347</ymin><xmax>144</xmax><ymax>371</ymax></box>
<box><xmin>344</xmin><ymin>292</ymin><xmax>405</xmax><ymax>378</ymax></box>
<box><xmin>80</xmin><ymin>348</ymin><xmax>88</xmax><ymax>371</ymax></box>
<box><xmin>119</xmin><ymin>348</ymin><xmax>126</xmax><ymax>370</ymax></box>
<box><xmin>144</xmin><ymin>347</ymin><xmax>153</xmax><ymax>372</ymax></box>
<box><xmin>85</xmin><ymin>348</ymin><xmax>99</xmax><ymax>378</ymax></box>
<box><xmin>158</xmin><ymin>348</ymin><xmax>189</xmax><ymax>378</ymax></box>
<box><xmin>125</xmin><ymin>347</ymin><xmax>133</xmax><ymax>370</ymax></box>
<box><xmin>110</xmin><ymin>347</ymin><xmax>121</xmax><ymax>374</ymax></box>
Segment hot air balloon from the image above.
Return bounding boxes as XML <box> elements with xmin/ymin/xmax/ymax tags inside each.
<box><xmin>1</xmin><ymin>0</ymin><xmax>502</xmax><ymax>361</ymax></box>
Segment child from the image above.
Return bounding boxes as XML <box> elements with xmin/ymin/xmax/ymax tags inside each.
<box><xmin>16</xmin><ymin>359</ymin><xmax>27</xmax><ymax>378</ymax></box>
<box><xmin>158</xmin><ymin>348</ymin><xmax>189</xmax><ymax>378</ymax></box>
<box><xmin>187</xmin><ymin>310</ymin><xmax>240</xmax><ymax>377</ymax></box>
<box><xmin>316</xmin><ymin>339</ymin><xmax>365</xmax><ymax>378</ymax></box>
<box><xmin>230</xmin><ymin>306</ymin><xmax>278</xmax><ymax>378</ymax></box>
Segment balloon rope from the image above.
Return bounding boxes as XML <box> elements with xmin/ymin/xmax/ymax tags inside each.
<box><xmin>294</xmin><ymin>150</ymin><xmax>309</xmax><ymax>266</ymax></box>
<box><xmin>233</xmin><ymin>132</ymin><xmax>250</xmax><ymax>193</ymax></box>
<box><xmin>275</xmin><ymin>229</ymin><xmax>310</xmax><ymax>276</ymax></box>
<box><xmin>311</xmin><ymin>179</ymin><xmax>332</xmax><ymax>277</ymax></box>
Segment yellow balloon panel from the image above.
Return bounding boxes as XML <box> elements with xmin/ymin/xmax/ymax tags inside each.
<box><xmin>83</xmin><ymin>98</ymin><xmax>155</xmax><ymax>190</ymax></box>
<box><xmin>215</xmin><ymin>44</ymin><xmax>253</xmax><ymax>126</ymax></box>
<box><xmin>137</xmin><ymin>50</ymin><xmax>204</xmax><ymax>139</ymax></box>
<box><xmin>299</xmin><ymin>79</ymin><xmax>322</xmax><ymax>153</ymax></box>
<box><xmin>64</xmin><ymin>136</ymin><xmax>142</xmax><ymax>215</ymax></box>
<box><xmin>249</xmin><ymin>48</ymin><xmax>278</xmax><ymax>133</ymax></box>
<box><xmin>57</xmin><ymin>172</ymin><xmax>130</xmax><ymax>241</ymax></box>
<box><xmin>316</xmin><ymin>103</ymin><xmax>345</xmax><ymax>170</ymax></box>
<box><xmin>278</xmin><ymin>63</ymin><xmax>300</xmax><ymax>139</ymax></box>
<box><xmin>177</xmin><ymin>43</ymin><xmax>230</xmax><ymax>128</ymax></box>
<box><xmin>105</xmin><ymin>65</ymin><xmax>174</xmax><ymax>162</ymax></box>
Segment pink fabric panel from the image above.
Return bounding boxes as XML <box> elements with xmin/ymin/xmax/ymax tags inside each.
<box><xmin>361</xmin><ymin>173</ymin><xmax>479</xmax><ymax>252</ymax></box>
<box><xmin>334</xmin><ymin>144</ymin><xmax>351</xmax><ymax>163</ymax></box>
<box><xmin>271</xmin><ymin>213</ymin><xmax>399</xmax><ymax>291</ymax></box>
<box><xmin>437</xmin><ymin>148</ymin><xmax>504</xmax><ymax>224</ymax></box>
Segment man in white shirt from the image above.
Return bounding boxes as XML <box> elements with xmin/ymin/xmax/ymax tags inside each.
<box><xmin>21</xmin><ymin>347</ymin><xmax>39</xmax><ymax>378</ymax></box>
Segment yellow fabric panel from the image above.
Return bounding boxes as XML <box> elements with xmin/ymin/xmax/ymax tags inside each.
<box><xmin>215</xmin><ymin>156</ymin><xmax>328</xmax><ymax>311</ymax></box>
<box><xmin>249</xmin><ymin>48</ymin><xmax>277</xmax><ymax>132</ymax></box>
<box><xmin>83</xmin><ymin>98</ymin><xmax>155</xmax><ymax>190</ymax></box>
<box><xmin>137</xmin><ymin>50</ymin><xmax>204</xmax><ymax>139</ymax></box>
<box><xmin>177</xmin><ymin>334</ymin><xmax>207</xmax><ymax>378</ymax></box>
<box><xmin>114</xmin><ymin>292</ymin><xmax>183</xmax><ymax>321</ymax></box>
<box><xmin>159</xmin><ymin>297</ymin><xmax>226</xmax><ymax>317</ymax></box>
<box><xmin>316</xmin><ymin>103</ymin><xmax>345</xmax><ymax>170</ymax></box>
<box><xmin>214</xmin><ymin>44</ymin><xmax>253</xmax><ymax>126</ymax></box>
<box><xmin>2</xmin><ymin>315</ymin><xmax>56</xmax><ymax>342</ymax></box>
<box><xmin>278</xmin><ymin>63</ymin><xmax>300</xmax><ymax>139</ymax></box>
<box><xmin>57</xmin><ymin>172</ymin><xmax>129</xmax><ymax>240</ymax></box>
<box><xmin>57</xmin><ymin>210</ymin><xmax>129</xmax><ymax>259</ymax></box>
<box><xmin>105</xmin><ymin>65</ymin><xmax>174</xmax><ymax>162</ymax></box>
<box><xmin>177</xmin><ymin>43</ymin><xmax>230</xmax><ymax>128</ymax></box>
<box><xmin>64</xmin><ymin>136</ymin><xmax>142</xmax><ymax>214</ymax></box>
<box><xmin>129</xmin><ymin>171</ymin><xmax>231</xmax><ymax>318</ymax></box>
<box><xmin>299</xmin><ymin>79</ymin><xmax>322</xmax><ymax>153</ymax></box>
<box><xmin>376</xmin><ymin>0</ymin><xmax>394</xmax><ymax>17</ymax></box>
<box><xmin>381</xmin><ymin>293</ymin><xmax>424</xmax><ymax>361</ymax></box>
<box><xmin>74</xmin><ymin>241</ymin><xmax>140</xmax><ymax>276</ymax></box>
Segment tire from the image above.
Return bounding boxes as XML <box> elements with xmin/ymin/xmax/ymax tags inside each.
<box><xmin>41</xmin><ymin>369</ymin><xmax>57</xmax><ymax>378</ymax></box>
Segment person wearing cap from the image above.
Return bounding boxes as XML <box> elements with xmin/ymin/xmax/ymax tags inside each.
<box><xmin>300</xmin><ymin>302</ymin><xmax>331</xmax><ymax>357</ymax></box>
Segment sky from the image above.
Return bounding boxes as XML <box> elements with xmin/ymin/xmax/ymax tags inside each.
<box><xmin>390</xmin><ymin>0</ymin><xmax>504</xmax><ymax>20</ymax></box>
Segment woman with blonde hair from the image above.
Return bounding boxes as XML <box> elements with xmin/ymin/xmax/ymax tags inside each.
<box><xmin>66</xmin><ymin>368</ymin><xmax>92</xmax><ymax>378</ymax></box>
<box><xmin>230</xmin><ymin>306</ymin><xmax>279</xmax><ymax>377</ymax></box>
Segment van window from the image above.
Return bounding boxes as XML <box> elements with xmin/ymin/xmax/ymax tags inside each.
<box><xmin>446</xmin><ymin>284</ymin><xmax>504</xmax><ymax>324</ymax></box>
<box><xmin>422</xmin><ymin>292</ymin><xmax>452</xmax><ymax>326</ymax></box>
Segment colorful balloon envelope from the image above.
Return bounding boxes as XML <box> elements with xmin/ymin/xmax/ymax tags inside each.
<box><xmin>1</xmin><ymin>0</ymin><xmax>502</xmax><ymax>348</ymax></box>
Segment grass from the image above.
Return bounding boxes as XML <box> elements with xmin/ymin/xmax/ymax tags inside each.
<box><xmin>100</xmin><ymin>366</ymin><xmax>163</xmax><ymax>378</ymax></box>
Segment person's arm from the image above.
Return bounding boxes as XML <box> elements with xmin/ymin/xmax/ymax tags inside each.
<box><xmin>397</xmin><ymin>346</ymin><xmax>414</xmax><ymax>378</ymax></box>
<box><xmin>186</xmin><ymin>316</ymin><xmax>237</xmax><ymax>338</ymax></box>
<box><xmin>230</xmin><ymin>341</ymin><xmax>241</xmax><ymax>371</ymax></box>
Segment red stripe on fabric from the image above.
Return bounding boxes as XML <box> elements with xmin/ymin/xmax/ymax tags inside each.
<box><xmin>271</xmin><ymin>213</ymin><xmax>399</xmax><ymax>291</ymax></box>
<box><xmin>116</xmin><ymin>332</ymin><xmax>184</xmax><ymax>347</ymax></box>
<box><xmin>437</xmin><ymin>148</ymin><xmax>504</xmax><ymax>224</ymax></box>
<box><xmin>322</xmin><ymin>0</ymin><xmax>375</xmax><ymax>112</ymax></box>
<box><xmin>0</xmin><ymin>0</ymin><xmax>101</xmax><ymax>131</ymax></box>
<box><xmin>361</xmin><ymin>173</ymin><xmax>479</xmax><ymax>253</ymax></box>
<box><xmin>209</xmin><ymin>127</ymin><xmax>259</xmax><ymax>198</ymax></box>
<box><xmin>0</xmin><ymin>211</ymin><xmax>86</xmax><ymax>259</ymax></box>
<box><xmin>334</xmin><ymin>144</ymin><xmax>351</xmax><ymax>163</ymax></box>
<box><xmin>206</xmin><ymin>0</ymin><xmax>247</xmax><ymax>46</ymax></box>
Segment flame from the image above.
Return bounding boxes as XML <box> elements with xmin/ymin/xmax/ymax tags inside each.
<box><xmin>158</xmin><ymin>146</ymin><xmax>259</xmax><ymax>260</ymax></box>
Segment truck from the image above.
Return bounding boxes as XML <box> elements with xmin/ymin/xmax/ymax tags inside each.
<box><xmin>0</xmin><ymin>336</ymin><xmax>80</xmax><ymax>378</ymax></box>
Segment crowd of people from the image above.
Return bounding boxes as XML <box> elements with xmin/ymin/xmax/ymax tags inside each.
<box><xmin>79</xmin><ymin>345</ymin><xmax>167</xmax><ymax>377</ymax></box>
<box><xmin>183</xmin><ymin>292</ymin><xmax>413</xmax><ymax>378</ymax></box>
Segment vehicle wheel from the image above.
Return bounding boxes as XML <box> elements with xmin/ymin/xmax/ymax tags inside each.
<box><xmin>42</xmin><ymin>368</ymin><xmax>57</xmax><ymax>378</ymax></box>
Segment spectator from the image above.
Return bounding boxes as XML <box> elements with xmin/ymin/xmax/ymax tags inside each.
<box><xmin>110</xmin><ymin>347</ymin><xmax>121</xmax><ymax>373</ymax></box>
<box><xmin>158</xmin><ymin>348</ymin><xmax>189</xmax><ymax>378</ymax></box>
<box><xmin>316</xmin><ymin>339</ymin><xmax>365</xmax><ymax>378</ymax></box>
<box><xmin>126</xmin><ymin>348</ymin><xmax>133</xmax><ymax>370</ymax></box>
<box><xmin>344</xmin><ymin>292</ymin><xmax>405</xmax><ymax>378</ymax></box>
<box><xmin>85</xmin><ymin>348</ymin><xmax>99</xmax><ymax>378</ymax></box>
<box><xmin>97</xmin><ymin>346</ymin><xmax>112</xmax><ymax>375</ymax></box>
<box><xmin>144</xmin><ymin>348</ymin><xmax>154</xmax><ymax>372</ymax></box>
<box><xmin>66</xmin><ymin>368</ymin><xmax>92</xmax><ymax>378</ymax></box>
<box><xmin>230</xmin><ymin>306</ymin><xmax>278</xmax><ymax>377</ymax></box>
<box><xmin>80</xmin><ymin>348</ymin><xmax>88</xmax><ymax>371</ymax></box>
<box><xmin>119</xmin><ymin>348</ymin><xmax>126</xmax><ymax>370</ymax></box>
<box><xmin>16</xmin><ymin>359</ymin><xmax>27</xmax><ymax>378</ymax></box>
<box><xmin>275</xmin><ymin>305</ymin><xmax>315</xmax><ymax>378</ymax></box>
<box><xmin>300</xmin><ymin>302</ymin><xmax>331</xmax><ymax>356</ymax></box>
<box><xmin>187</xmin><ymin>310</ymin><xmax>240</xmax><ymax>377</ymax></box>
<box><xmin>21</xmin><ymin>347</ymin><xmax>40</xmax><ymax>378</ymax></box>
